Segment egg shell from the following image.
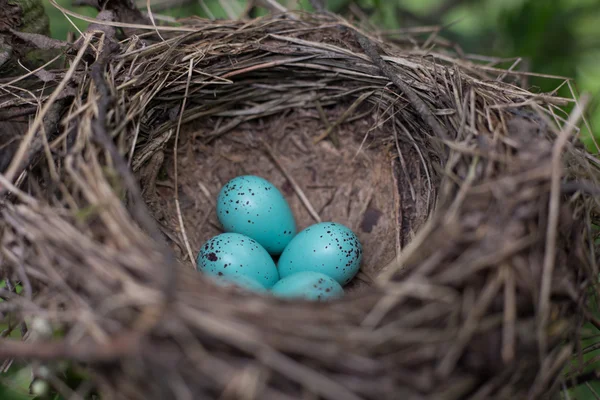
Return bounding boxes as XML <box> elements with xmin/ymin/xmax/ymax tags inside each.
<box><xmin>217</xmin><ymin>175</ymin><xmax>296</xmax><ymax>255</ymax></box>
<box><xmin>211</xmin><ymin>275</ymin><xmax>267</xmax><ymax>293</ymax></box>
<box><xmin>278</xmin><ymin>222</ymin><xmax>362</xmax><ymax>286</ymax></box>
<box><xmin>271</xmin><ymin>271</ymin><xmax>344</xmax><ymax>301</ymax></box>
<box><xmin>197</xmin><ymin>233</ymin><xmax>279</xmax><ymax>288</ymax></box>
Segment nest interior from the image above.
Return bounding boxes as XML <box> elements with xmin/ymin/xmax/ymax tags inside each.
<box><xmin>0</xmin><ymin>10</ymin><xmax>599</xmax><ymax>400</ymax></box>
<box><xmin>148</xmin><ymin>104</ymin><xmax>430</xmax><ymax>292</ymax></box>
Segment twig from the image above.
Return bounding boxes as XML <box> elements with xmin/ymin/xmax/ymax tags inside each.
<box><xmin>501</xmin><ymin>264</ymin><xmax>516</xmax><ymax>363</ymax></box>
<box><xmin>198</xmin><ymin>0</ymin><xmax>216</xmax><ymax>20</ymax></box>
<box><xmin>89</xmin><ymin>34</ymin><xmax>178</xmax><ymax>307</ymax></box>
<box><xmin>8</xmin><ymin>29</ymin><xmax>68</xmax><ymax>50</ymax></box>
<box><xmin>0</xmin><ymin>173</ymin><xmax>38</xmax><ymax>205</ymax></box>
<box><xmin>436</xmin><ymin>271</ymin><xmax>503</xmax><ymax>377</ymax></box>
<box><xmin>0</xmin><ymin>105</ymin><xmax>37</xmax><ymax>119</ymax></box>
<box><xmin>48</xmin><ymin>0</ymin><xmax>198</xmax><ymax>32</ymax></box>
<box><xmin>315</xmin><ymin>100</ymin><xmax>339</xmax><ymax>147</ymax></box>
<box><xmin>586</xmin><ymin>382</ymin><xmax>600</xmax><ymax>400</ymax></box>
<box><xmin>353</xmin><ymin>29</ymin><xmax>450</xmax><ymax>141</ymax></box>
<box><xmin>262</xmin><ymin>140</ymin><xmax>321</xmax><ymax>223</ymax></box>
<box><xmin>173</xmin><ymin>59</ymin><xmax>197</xmax><ymax>269</ymax></box>
<box><xmin>259</xmin><ymin>0</ymin><xmax>288</xmax><ymax>13</ymax></box>
<box><xmin>313</xmin><ymin>91</ymin><xmax>374</xmax><ymax>144</ymax></box>
<box><xmin>197</xmin><ymin>182</ymin><xmax>215</xmax><ymax>206</ymax></box>
<box><xmin>145</xmin><ymin>0</ymin><xmax>167</xmax><ymax>43</ymax></box>
<box><xmin>134</xmin><ymin>0</ymin><xmax>194</xmax><ymax>13</ymax></box>
<box><xmin>0</xmin><ymin>54</ymin><xmax>63</xmax><ymax>92</ymax></box>
<box><xmin>0</xmin><ymin>334</ymin><xmax>140</xmax><ymax>362</ymax></box>
<box><xmin>2</xmin><ymin>35</ymin><xmax>91</xmax><ymax>185</ymax></box>
<box><xmin>538</xmin><ymin>95</ymin><xmax>588</xmax><ymax>360</ymax></box>
<box><xmin>392</xmin><ymin>114</ymin><xmax>416</xmax><ymax>201</ymax></box>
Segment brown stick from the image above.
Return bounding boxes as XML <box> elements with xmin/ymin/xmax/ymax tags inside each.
<box><xmin>262</xmin><ymin>140</ymin><xmax>321</xmax><ymax>223</ymax></box>
<box><xmin>537</xmin><ymin>96</ymin><xmax>588</xmax><ymax>360</ymax></box>
<box><xmin>353</xmin><ymin>29</ymin><xmax>450</xmax><ymax>141</ymax></box>
<box><xmin>89</xmin><ymin>34</ymin><xmax>178</xmax><ymax>308</ymax></box>
<box><xmin>0</xmin><ymin>334</ymin><xmax>140</xmax><ymax>362</ymax></box>
<box><xmin>2</xmin><ymin>35</ymin><xmax>91</xmax><ymax>185</ymax></box>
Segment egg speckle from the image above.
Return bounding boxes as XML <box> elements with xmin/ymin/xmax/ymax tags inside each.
<box><xmin>271</xmin><ymin>271</ymin><xmax>344</xmax><ymax>301</ymax></box>
<box><xmin>278</xmin><ymin>222</ymin><xmax>362</xmax><ymax>286</ymax></box>
<box><xmin>197</xmin><ymin>232</ymin><xmax>279</xmax><ymax>288</ymax></box>
<box><xmin>217</xmin><ymin>176</ymin><xmax>296</xmax><ymax>255</ymax></box>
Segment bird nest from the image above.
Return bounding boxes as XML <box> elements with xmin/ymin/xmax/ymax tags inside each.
<box><xmin>0</xmin><ymin>8</ymin><xmax>599</xmax><ymax>400</ymax></box>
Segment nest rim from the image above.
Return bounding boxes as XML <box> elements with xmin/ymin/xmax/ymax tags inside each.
<box><xmin>0</xmin><ymin>9</ymin><xmax>598</xmax><ymax>400</ymax></box>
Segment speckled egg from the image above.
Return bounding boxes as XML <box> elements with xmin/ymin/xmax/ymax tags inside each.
<box><xmin>211</xmin><ymin>275</ymin><xmax>267</xmax><ymax>293</ymax></box>
<box><xmin>197</xmin><ymin>233</ymin><xmax>279</xmax><ymax>288</ymax></box>
<box><xmin>217</xmin><ymin>175</ymin><xmax>296</xmax><ymax>255</ymax></box>
<box><xmin>278</xmin><ymin>222</ymin><xmax>363</xmax><ymax>286</ymax></box>
<box><xmin>271</xmin><ymin>271</ymin><xmax>344</xmax><ymax>301</ymax></box>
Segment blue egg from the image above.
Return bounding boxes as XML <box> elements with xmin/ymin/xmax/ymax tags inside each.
<box><xmin>217</xmin><ymin>176</ymin><xmax>296</xmax><ymax>255</ymax></box>
<box><xmin>271</xmin><ymin>271</ymin><xmax>344</xmax><ymax>301</ymax></box>
<box><xmin>197</xmin><ymin>233</ymin><xmax>279</xmax><ymax>288</ymax></box>
<box><xmin>278</xmin><ymin>222</ymin><xmax>362</xmax><ymax>286</ymax></box>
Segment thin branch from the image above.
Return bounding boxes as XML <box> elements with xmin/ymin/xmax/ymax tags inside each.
<box><xmin>89</xmin><ymin>34</ymin><xmax>178</xmax><ymax>307</ymax></box>
<box><xmin>538</xmin><ymin>95</ymin><xmax>589</xmax><ymax>359</ymax></box>
<box><xmin>259</xmin><ymin>0</ymin><xmax>288</xmax><ymax>13</ymax></box>
<box><xmin>262</xmin><ymin>140</ymin><xmax>321</xmax><ymax>224</ymax></box>
<box><xmin>0</xmin><ymin>334</ymin><xmax>140</xmax><ymax>362</ymax></box>
<box><xmin>2</xmin><ymin>35</ymin><xmax>91</xmax><ymax>184</ymax></box>
<box><xmin>173</xmin><ymin>58</ymin><xmax>196</xmax><ymax>269</ymax></box>
<box><xmin>353</xmin><ymin>29</ymin><xmax>450</xmax><ymax>141</ymax></box>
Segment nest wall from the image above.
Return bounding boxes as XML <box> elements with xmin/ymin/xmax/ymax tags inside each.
<box><xmin>0</xmin><ymin>11</ymin><xmax>599</xmax><ymax>400</ymax></box>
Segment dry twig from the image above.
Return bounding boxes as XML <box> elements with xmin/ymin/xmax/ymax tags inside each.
<box><xmin>0</xmin><ymin>10</ymin><xmax>597</xmax><ymax>400</ymax></box>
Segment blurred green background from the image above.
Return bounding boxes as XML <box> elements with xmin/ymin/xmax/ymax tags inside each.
<box><xmin>5</xmin><ymin>0</ymin><xmax>599</xmax><ymax>398</ymax></box>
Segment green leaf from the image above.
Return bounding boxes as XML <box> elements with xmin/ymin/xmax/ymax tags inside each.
<box><xmin>42</xmin><ymin>0</ymin><xmax>97</xmax><ymax>40</ymax></box>
<box><xmin>0</xmin><ymin>365</ymin><xmax>35</xmax><ymax>400</ymax></box>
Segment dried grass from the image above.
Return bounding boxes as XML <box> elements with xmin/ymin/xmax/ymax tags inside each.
<box><xmin>0</xmin><ymin>7</ymin><xmax>599</xmax><ymax>400</ymax></box>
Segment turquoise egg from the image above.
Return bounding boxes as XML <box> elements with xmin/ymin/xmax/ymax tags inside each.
<box><xmin>278</xmin><ymin>222</ymin><xmax>362</xmax><ymax>286</ymax></box>
<box><xmin>271</xmin><ymin>271</ymin><xmax>344</xmax><ymax>301</ymax></box>
<box><xmin>211</xmin><ymin>275</ymin><xmax>267</xmax><ymax>293</ymax></box>
<box><xmin>217</xmin><ymin>175</ymin><xmax>296</xmax><ymax>255</ymax></box>
<box><xmin>197</xmin><ymin>233</ymin><xmax>279</xmax><ymax>288</ymax></box>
